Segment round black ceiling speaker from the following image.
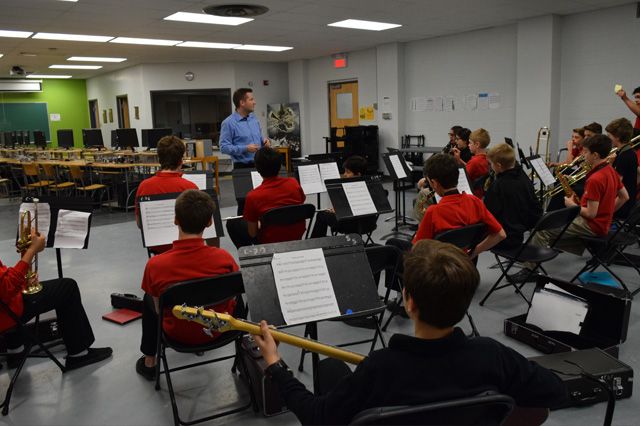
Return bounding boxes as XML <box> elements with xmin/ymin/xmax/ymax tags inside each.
<box><xmin>203</xmin><ymin>4</ymin><xmax>269</xmax><ymax>17</ymax></box>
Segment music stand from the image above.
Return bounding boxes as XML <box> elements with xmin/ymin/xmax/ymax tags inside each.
<box><xmin>325</xmin><ymin>176</ymin><xmax>392</xmax><ymax>222</ymax></box>
<box><xmin>381</xmin><ymin>152</ymin><xmax>415</xmax><ymax>239</ymax></box>
<box><xmin>231</xmin><ymin>168</ymin><xmax>288</xmax><ymax>203</ymax></box>
<box><xmin>238</xmin><ymin>235</ymin><xmax>385</xmax><ymax>394</ymax></box>
<box><xmin>294</xmin><ymin>160</ymin><xmax>341</xmax><ymax>209</ymax></box>
<box><xmin>526</xmin><ymin>155</ymin><xmax>556</xmax><ymax>203</ymax></box>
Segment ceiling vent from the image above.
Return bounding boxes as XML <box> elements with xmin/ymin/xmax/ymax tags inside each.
<box><xmin>203</xmin><ymin>4</ymin><xmax>269</xmax><ymax>17</ymax></box>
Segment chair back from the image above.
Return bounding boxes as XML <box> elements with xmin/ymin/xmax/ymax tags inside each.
<box><xmin>434</xmin><ymin>223</ymin><xmax>487</xmax><ymax>252</ymax></box>
<box><xmin>527</xmin><ymin>206</ymin><xmax>580</xmax><ymax>248</ymax></box>
<box><xmin>68</xmin><ymin>165</ymin><xmax>84</xmax><ymax>180</ymax></box>
<box><xmin>350</xmin><ymin>391</ymin><xmax>515</xmax><ymax>426</ymax></box>
<box><xmin>41</xmin><ymin>164</ymin><xmax>56</xmax><ymax>179</ymax></box>
<box><xmin>261</xmin><ymin>203</ymin><xmax>316</xmax><ymax>227</ymax></box>
<box><xmin>157</xmin><ymin>272</ymin><xmax>245</xmax><ymax>314</ymax></box>
<box><xmin>22</xmin><ymin>163</ymin><xmax>39</xmax><ymax>177</ymax></box>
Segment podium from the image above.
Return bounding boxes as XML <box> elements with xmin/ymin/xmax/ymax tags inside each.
<box><xmin>238</xmin><ymin>235</ymin><xmax>385</xmax><ymax>393</ymax></box>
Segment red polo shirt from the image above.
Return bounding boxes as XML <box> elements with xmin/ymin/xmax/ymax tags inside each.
<box><xmin>0</xmin><ymin>260</ymin><xmax>29</xmax><ymax>332</ymax></box>
<box><xmin>413</xmin><ymin>193</ymin><xmax>503</xmax><ymax>244</ymax></box>
<box><xmin>581</xmin><ymin>164</ymin><xmax>623</xmax><ymax>236</ymax></box>
<box><xmin>243</xmin><ymin>176</ymin><xmax>306</xmax><ymax>243</ymax></box>
<box><xmin>466</xmin><ymin>153</ymin><xmax>489</xmax><ymax>198</ymax></box>
<box><xmin>141</xmin><ymin>238</ymin><xmax>239</xmax><ymax>345</ymax></box>
<box><xmin>135</xmin><ymin>171</ymin><xmax>198</xmax><ymax>253</ymax></box>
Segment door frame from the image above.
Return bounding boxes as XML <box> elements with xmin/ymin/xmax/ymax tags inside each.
<box><xmin>88</xmin><ymin>99</ymin><xmax>100</xmax><ymax>128</ymax></box>
<box><xmin>116</xmin><ymin>94</ymin><xmax>130</xmax><ymax>128</ymax></box>
<box><xmin>327</xmin><ymin>79</ymin><xmax>358</xmax><ymax>138</ymax></box>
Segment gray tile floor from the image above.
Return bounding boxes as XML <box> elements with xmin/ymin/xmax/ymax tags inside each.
<box><xmin>0</xmin><ymin>178</ymin><xmax>638</xmax><ymax>426</ymax></box>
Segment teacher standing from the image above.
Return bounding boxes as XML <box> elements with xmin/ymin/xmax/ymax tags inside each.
<box><xmin>220</xmin><ymin>88</ymin><xmax>270</xmax><ymax>168</ymax></box>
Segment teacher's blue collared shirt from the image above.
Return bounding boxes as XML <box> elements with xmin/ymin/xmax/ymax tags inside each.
<box><xmin>219</xmin><ymin>111</ymin><xmax>263</xmax><ymax>164</ymax></box>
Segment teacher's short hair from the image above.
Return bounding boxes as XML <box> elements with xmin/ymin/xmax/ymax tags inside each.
<box><xmin>233</xmin><ymin>88</ymin><xmax>253</xmax><ymax>109</ymax></box>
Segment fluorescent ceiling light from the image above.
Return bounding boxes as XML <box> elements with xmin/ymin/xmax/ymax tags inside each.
<box><xmin>27</xmin><ymin>74</ymin><xmax>72</xmax><ymax>79</ymax></box>
<box><xmin>0</xmin><ymin>30</ymin><xmax>33</xmax><ymax>38</ymax></box>
<box><xmin>178</xmin><ymin>41</ymin><xmax>241</xmax><ymax>49</ymax></box>
<box><xmin>33</xmin><ymin>32</ymin><xmax>113</xmax><ymax>42</ymax></box>
<box><xmin>110</xmin><ymin>37</ymin><xmax>181</xmax><ymax>46</ymax></box>
<box><xmin>57</xmin><ymin>0</ymin><xmax>78</xmax><ymax>2</ymax></box>
<box><xmin>50</xmin><ymin>64</ymin><xmax>102</xmax><ymax>69</ymax></box>
<box><xmin>233</xmin><ymin>45</ymin><xmax>292</xmax><ymax>52</ymax></box>
<box><xmin>0</xmin><ymin>54</ymin><xmax>3</xmax><ymax>59</ymax></box>
<box><xmin>328</xmin><ymin>19</ymin><xmax>401</xmax><ymax>31</ymax></box>
<box><xmin>67</xmin><ymin>56</ymin><xmax>126</xmax><ymax>62</ymax></box>
<box><xmin>164</xmin><ymin>12</ymin><xmax>252</xmax><ymax>26</ymax></box>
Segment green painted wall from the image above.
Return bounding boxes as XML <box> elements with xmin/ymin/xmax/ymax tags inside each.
<box><xmin>0</xmin><ymin>79</ymin><xmax>89</xmax><ymax>147</ymax></box>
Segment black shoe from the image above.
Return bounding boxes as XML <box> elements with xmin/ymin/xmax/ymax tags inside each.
<box><xmin>135</xmin><ymin>356</ymin><xmax>156</xmax><ymax>381</ymax></box>
<box><xmin>507</xmin><ymin>268</ymin><xmax>539</xmax><ymax>284</ymax></box>
<box><xmin>65</xmin><ymin>347</ymin><xmax>112</xmax><ymax>371</ymax></box>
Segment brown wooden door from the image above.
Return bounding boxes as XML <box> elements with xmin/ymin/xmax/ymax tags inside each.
<box><xmin>117</xmin><ymin>95</ymin><xmax>131</xmax><ymax>128</ymax></box>
<box><xmin>329</xmin><ymin>81</ymin><xmax>359</xmax><ymax>142</ymax></box>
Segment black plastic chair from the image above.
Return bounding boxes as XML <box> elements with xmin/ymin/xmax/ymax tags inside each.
<box><xmin>155</xmin><ymin>272</ymin><xmax>255</xmax><ymax>426</ymax></box>
<box><xmin>480</xmin><ymin>206</ymin><xmax>580</xmax><ymax>307</ymax></box>
<box><xmin>0</xmin><ymin>300</ymin><xmax>66</xmax><ymax>416</ymax></box>
<box><xmin>260</xmin><ymin>203</ymin><xmax>317</xmax><ymax>240</ymax></box>
<box><xmin>571</xmin><ymin>201</ymin><xmax>640</xmax><ymax>296</ymax></box>
<box><xmin>350</xmin><ymin>391</ymin><xmax>515</xmax><ymax>425</ymax></box>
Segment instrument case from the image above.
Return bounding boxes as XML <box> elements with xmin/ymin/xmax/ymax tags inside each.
<box><xmin>240</xmin><ymin>336</ymin><xmax>288</xmax><ymax>417</ymax></box>
<box><xmin>504</xmin><ymin>276</ymin><xmax>630</xmax><ymax>357</ymax></box>
<box><xmin>529</xmin><ymin>348</ymin><xmax>633</xmax><ymax>408</ymax></box>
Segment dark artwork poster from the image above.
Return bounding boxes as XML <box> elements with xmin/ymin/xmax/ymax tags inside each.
<box><xmin>267</xmin><ymin>103</ymin><xmax>301</xmax><ymax>158</ymax></box>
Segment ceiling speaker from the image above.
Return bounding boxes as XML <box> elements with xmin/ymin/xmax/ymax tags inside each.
<box><xmin>203</xmin><ymin>4</ymin><xmax>269</xmax><ymax>17</ymax></box>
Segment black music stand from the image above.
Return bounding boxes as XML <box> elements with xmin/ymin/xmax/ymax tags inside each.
<box><xmin>294</xmin><ymin>159</ymin><xmax>341</xmax><ymax>210</ymax></box>
<box><xmin>526</xmin><ymin>155</ymin><xmax>556</xmax><ymax>203</ymax></box>
<box><xmin>324</xmin><ymin>176</ymin><xmax>392</xmax><ymax>223</ymax></box>
<box><xmin>381</xmin><ymin>153</ymin><xmax>415</xmax><ymax>239</ymax></box>
<box><xmin>238</xmin><ymin>235</ymin><xmax>385</xmax><ymax>394</ymax></box>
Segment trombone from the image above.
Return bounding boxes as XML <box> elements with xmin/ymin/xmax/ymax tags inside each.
<box><xmin>535</xmin><ymin>127</ymin><xmax>551</xmax><ymax>163</ymax></box>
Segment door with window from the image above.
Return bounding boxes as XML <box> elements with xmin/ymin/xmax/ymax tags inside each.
<box><xmin>88</xmin><ymin>99</ymin><xmax>100</xmax><ymax>128</ymax></box>
<box><xmin>116</xmin><ymin>95</ymin><xmax>130</xmax><ymax>128</ymax></box>
<box><xmin>328</xmin><ymin>81</ymin><xmax>359</xmax><ymax>148</ymax></box>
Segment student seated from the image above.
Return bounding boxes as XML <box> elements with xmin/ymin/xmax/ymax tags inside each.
<box><xmin>606</xmin><ymin>118</ymin><xmax>637</xmax><ymax>219</ymax></box>
<box><xmin>253</xmin><ymin>239</ymin><xmax>568</xmax><ymax>425</ymax></box>
<box><xmin>456</xmin><ymin>128</ymin><xmax>491</xmax><ymax>198</ymax></box>
<box><xmin>548</xmin><ymin>127</ymin><xmax>585</xmax><ymax>168</ymax></box>
<box><xmin>583</xmin><ymin>121</ymin><xmax>602</xmax><ymax>138</ymax></box>
<box><xmin>411</xmin><ymin>153</ymin><xmax>505</xmax><ymax>257</ymax></box>
<box><xmin>226</xmin><ymin>147</ymin><xmax>306</xmax><ymax>248</ymax></box>
<box><xmin>451</xmin><ymin>127</ymin><xmax>473</xmax><ymax>163</ymax></box>
<box><xmin>484</xmin><ymin>143</ymin><xmax>542</xmax><ymax>250</ymax></box>
<box><xmin>441</xmin><ymin>125</ymin><xmax>462</xmax><ymax>154</ymax></box>
<box><xmin>135</xmin><ymin>135</ymin><xmax>201</xmax><ymax>253</ymax></box>
<box><xmin>1</xmin><ymin>229</ymin><xmax>111</xmax><ymax>370</ymax></box>
<box><xmin>310</xmin><ymin>155</ymin><xmax>369</xmax><ymax>238</ymax></box>
<box><xmin>511</xmin><ymin>134</ymin><xmax>629</xmax><ymax>282</ymax></box>
<box><xmin>136</xmin><ymin>190</ymin><xmax>240</xmax><ymax>380</ymax></box>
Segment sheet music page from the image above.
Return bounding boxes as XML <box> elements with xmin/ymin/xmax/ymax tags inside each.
<box><xmin>319</xmin><ymin>162</ymin><xmax>341</xmax><ymax>183</ymax></box>
<box><xmin>526</xmin><ymin>286</ymin><xmax>588</xmax><ymax>334</ymax></box>
<box><xmin>389</xmin><ymin>154</ymin><xmax>407</xmax><ymax>179</ymax></box>
<box><xmin>250</xmin><ymin>171</ymin><xmax>263</xmax><ymax>189</ymax></box>
<box><xmin>18</xmin><ymin>202</ymin><xmax>51</xmax><ymax>241</ymax></box>
<box><xmin>140</xmin><ymin>199</ymin><xmax>178</xmax><ymax>247</ymax></box>
<box><xmin>182</xmin><ymin>173</ymin><xmax>207</xmax><ymax>190</ymax></box>
<box><xmin>529</xmin><ymin>157</ymin><xmax>556</xmax><ymax>187</ymax></box>
<box><xmin>298</xmin><ymin>164</ymin><xmax>325</xmax><ymax>194</ymax></box>
<box><xmin>53</xmin><ymin>209</ymin><xmax>90</xmax><ymax>248</ymax></box>
<box><xmin>457</xmin><ymin>168</ymin><xmax>473</xmax><ymax>195</ymax></box>
<box><xmin>342</xmin><ymin>181</ymin><xmax>377</xmax><ymax>216</ymax></box>
<box><xmin>271</xmin><ymin>248</ymin><xmax>340</xmax><ymax>325</ymax></box>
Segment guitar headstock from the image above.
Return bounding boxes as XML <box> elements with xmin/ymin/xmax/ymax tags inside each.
<box><xmin>172</xmin><ymin>305</ymin><xmax>235</xmax><ymax>333</ymax></box>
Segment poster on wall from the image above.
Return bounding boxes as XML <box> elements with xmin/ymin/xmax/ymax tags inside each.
<box><xmin>267</xmin><ymin>103</ymin><xmax>301</xmax><ymax>158</ymax></box>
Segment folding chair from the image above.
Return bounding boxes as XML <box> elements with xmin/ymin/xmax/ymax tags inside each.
<box><xmin>40</xmin><ymin>164</ymin><xmax>75</xmax><ymax>196</ymax></box>
<box><xmin>298</xmin><ymin>244</ymin><xmax>395</xmax><ymax>372</ymax></box>
<box><xmin>0</xmin><ymin>300</ymin><xmax>66</xmax><ymax>416</ymax></box>
<box><xmin>260</xmin><ymin>203</ymin><xmax>317</xmax><ymax>241</ymax></box>
<box><xmin>571</xmin><ymin>201</ymin><xmax>640</xmax><ymax>296</ymax></box>
<box><xmin>480</xmin><ymin>206</ymin><xmax>580</xmax><ymax>307</ymax></box>
<box><xmin>350</xmin><ymin>390</ymin><xmax>515</xmax><ymax>425</ymax></box>
<box><xmin>155</xmin><ymin>272</ymin><xmax>255</xmax><ymax>426</ymax></box>
<box><xmin>68</xmin><ymin>165</ymin><xmax>109</xmax><ymax>207</ymax></box>
<box><xmin>21</xmin><ymin>163</ymin><xmax>51</xmax><ymax>196</ymax></box>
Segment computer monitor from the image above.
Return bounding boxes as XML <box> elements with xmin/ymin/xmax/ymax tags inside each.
<box><xmin>33</xmin><ymin>130</ymin><xmax>47</xmax><ymax>149</ymax></box>
<box><xmin>115</xmin><ymin>128</ymin><xmax>139</xmax><ymax>149</ymax></box>
<box><xmin>83</xmin><ymin>129</ymin><xmax>104</xmax><ymax>148</ymax></box>
<box><xmin>57</xmin><ymin>129</ymin><xmax>74</xmax><ymax>149</ymax></box>
<box><xmin>111</xmin><ymin>129</ymin><xmax>118</xmax><ymax>147</ymax></box>
<box><xmin>146</xmin><ymin>128</ymin><xmax>172</xmax><ymax>149</ymax></box>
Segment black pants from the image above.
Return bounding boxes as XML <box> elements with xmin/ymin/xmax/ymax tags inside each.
<box><xmin>14</xmin><ymin>278</ymin><xmax>95</xmax><ymax>355</ymax></box>
<box><xmin>310</xmin><ymin>211</ymin><xmax>338</xmax><ymax>238</ymax></box>
<box><xmin>226</xmin><ymin>217</ymin><xmax>257</xmax><ymax>249</ymax></box>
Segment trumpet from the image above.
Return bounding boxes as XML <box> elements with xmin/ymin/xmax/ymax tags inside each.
<box><xmin>16</xmin><ymin>199</ymin><xmax>42</xmax><ymax>295</ymax></box>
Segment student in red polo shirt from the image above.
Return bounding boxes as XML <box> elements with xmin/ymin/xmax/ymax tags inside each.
<box><xmin>511</xmin><ymin>134</ymin><xmax>629</xmax><ymax>282</ymax></box>
<box><xmin>412</xmin><ymin>153</ymin><xmax>505</xmax><ymax>257</ymax></box>
<box><xmin>136</xmin><ymin>190</ymin><xmax>240</xmax><ymax>380</ymax></box>
<box><xmin>454</xmin><ymin>128</ymin><xmax>490</xmax><ymax>198</ymax></box>
<box><xmin>226</xmin><ymin>147</ymin><xmax>306</xmax><ymax>248</ymax></box>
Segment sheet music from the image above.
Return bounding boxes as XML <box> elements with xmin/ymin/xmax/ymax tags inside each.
<box><xmin>140</xmin><ymin>198</ymin><xmax>217</xmax><ymax>247</ymax></box>
<box><xmin>182</xmin><ymin>173</ymin><xmax>207</xmax><ymax>190</ymax></box>
<box><xmin>389</xmin><ymin>154</ymin><xmax>407</xmax><ymax>179</ymax></box>
<box><xmin>529</xmin><ymin>157</ymin><xmax>556</xmax><ymax>187</ymax></box>
<box><xmin>271</xmin><ymin>248</ymin><xmax>340</xmax><ymax>325</ymax></box>
<box><xmin>319</xmin><ymin>162</ymin><xmax>341</xmax><ymax>183</ymax></box>
<box><xmin>342</xmin><ymin>181</ymin><xmax>377</xmax><ymax>216</ymax></box>
<box><xmin>18</xmin><ymin>202</ymin><xmax>51</xmax><ymax>241</ymax></box>
<box><xmin>298</xmin><ymin>164</ymin><xmax>325</xmax><ymax>195</ymax></box>
<box><xmin>53</xmin><ymin>209</ymin><xmax>90</xmax><ymax>248</ymax></box>
<box><xmin>526</xmin><ymin>284</ymin><xmax>589</xmax><ymax>334</ymax></box>
<box><xmin>250</xmin><ymin>171</ymin><xmax>263</xmax><ymax>189</ymax></box>
<box><xmin>457</xmin><ymin>168</ymin><xmax>473</xmax><ymax>195</ymax></box>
